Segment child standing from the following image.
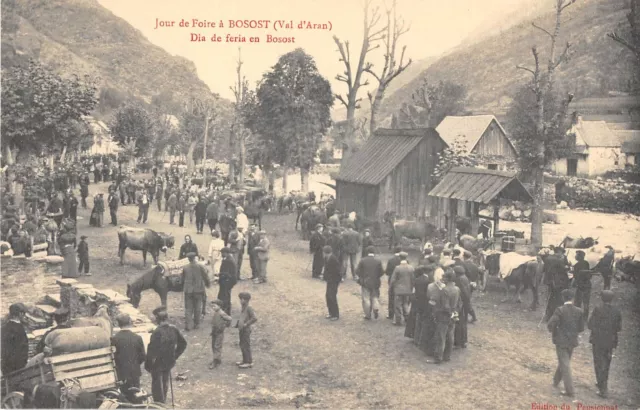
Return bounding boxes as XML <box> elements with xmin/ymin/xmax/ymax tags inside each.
<box><xmin>209</xmin><ymin>299</ymin><xmax>232</xmax><ymax>369</ymax></box>
<box><xmin>236</xmin><ymin>292</ymin><xmax>258</xmax><ymax>369</ymax></box>
<box><xmin>77</xmin><ymin>235</ymin><xmax>90</xmax><ymax>276</ymax></box>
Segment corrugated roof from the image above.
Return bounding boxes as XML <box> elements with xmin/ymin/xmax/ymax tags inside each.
<box><xmin>435</xmin><ymin>115</ymin><xmax>515</xmax><ymax>153</ymax></box>
<box><xmin>335</xmin><ymin>128</ymin><xmax>439</xmax><ymax>185</ymax></box>
<box><xmin>428</xmin><ymin>167</ymin><xmax>533</xmax><ymax>204</ymax></box>
<box><xmin>618</xmin><ymin>130</ymin><xmax>640</xmax><ymax>153</ymax></box>
<box><xmin>574</xmin><ymin>119</ymin><xmax>620</xmax><ymax>147</ymax></box>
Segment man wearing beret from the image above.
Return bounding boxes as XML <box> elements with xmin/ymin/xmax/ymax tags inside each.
<box><xmin>1</xmin><ymin>303</ymin><xmax>29</xmax><ymax>375</ymax></box>
<box><xmin>588</xmin><ymin>290</ymin><xmax>622</xmax><ymax>398</ymax></box>
<box><xmin>111</xmin><ymin>314</ymin><xmax>146</xmax><ymax>402</ymax></box>
<box><xmin>146</xmin><ymin>307</ymin><xmax>187</xmax><ymax>403</ymax></box>
<box><xmin>323</xmin><ymin>246</ymin><xmax>342</xmax><ymax>320</ymax></box>
<box><xmin>182</xmin><ymin>252</ymin><xmax>211</xmax><ymax>331</ymax></box>
<box><xmin>309</xmin><ymin>224</ymin><xmax>326</xmax><ymax>279</ymax></box>
<box><xmin>573</xmin><ymin>250</ymin><xmax>592</xmax><ymax>321</ymax></box>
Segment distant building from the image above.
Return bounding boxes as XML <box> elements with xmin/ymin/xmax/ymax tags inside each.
<box><xmin>83</xmin><ymin>116</ymin><xmax>120</xmax><ymax>155</ymax></box>
<box><xmin>552</xmin><ymin>117</ymin><xmax>636</xmax><ymax>177</ymax></box>
<box><xmin>435</xmin><ymin>115</ymin><xmax>518</xmax><ymax>170</ymax></box>
<box><xmin>619</xmin><ymin>130</ymin><xmax>640</xmax><ymax>167</ymax></box>
<box><xmin>334</xmin><ymin>128</ymin><xmax>446</xmax><ymax>221</ymax></box>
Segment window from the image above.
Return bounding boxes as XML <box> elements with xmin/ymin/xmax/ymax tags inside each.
<box><xmin>567</xmin><ymin>159</ymin><xmax>578</xmax><ymax>176</ymax></box>
<box><xmin>487</xmin><ymin>164</ymin><xmax>498</xmax><ymax>170</ymax></box>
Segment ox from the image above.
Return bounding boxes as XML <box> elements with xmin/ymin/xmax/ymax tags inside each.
<box><xmin>480</xmin><ymin>251</ymin><xmax>545</xmax><ymax>310</ymax></box>
<box><xmin>615</xmin><ymin>256</ymin><xmax>640</xmax><ymax>291</ymax></box>
<box><xmin>383</xmin><ymin>211</ymin><xmax>437</xmax><ymax>250</ymax></box>
<box><xmin>118</xmin><ymin>226</ymin><xmax>175</xmax><ymax>267</ymax></box>
<box><xmin>126</xmin><ymin>263</ymin><xmax>186</xmax><ymax>310</ymax></box>
<box><xmin>459</xmin><ymin>234</ymin><xmax>493</xmax><ymax>254</ymax></box>
<box><xmin>559</xmin><ymin>235</ymin><xmax>598</xmax><ymax>249</ymax></box>
<box><xmin>300</xmin><ymin>205</ymin><xmax>327</xmax><ymax>240</ymax></box>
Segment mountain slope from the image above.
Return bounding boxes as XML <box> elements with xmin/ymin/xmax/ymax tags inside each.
<box><xmin>378</xmin><ymin>0</ymin><xmax>636</xmax><ymax>121</ymax></box>
<box><xmin>1</xmin><ymin>0</ymin><xmax>217</xmax><ymax>116</ymax></box>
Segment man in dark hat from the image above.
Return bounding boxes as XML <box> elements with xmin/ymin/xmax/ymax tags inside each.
<box><xmin>326</xmin><ymin>227</ymin><xmax>344</xmax><ymax>279</ymax></box>
<box><xmin>453</xmin><ymin>266</ymin><xmax>471</xmax><ymax>348</ymax></box>
<box><xmin>108</xmin><ymin>189</ymin><xmax>119</xmax><ymax>226</ymax></box>
<box><xmin>36</xmin><ymin>307</ymin><xmax>71</xmax><ymax>354</ymax></box>
<box><xmin>385</xmin><ymin>246</ymin><xmax>402</xmax><ymax>319</ymax></box>
<box><xmin>547</xmin><ymin>289</ymin><xmax>584</xmax><ymax>398</ymax></box>
<box><xmin>323</xmin><ymin>246</ymin><xmax>342</xmax><ymax>320</ymax></box>
<box><xmin>75</xmin><ymin>235</ymin><xmax>90</xmax><ymax>277</ymax></box>
<box><xmin>1</xmin><ymin>303</ymin><xmax>29</xmax><ymax>375</ymax></box>
<box><xmin>429</xmin><ymin>271</ymin><xmax>459</xmax><ymax>364</ymax></box>
<box><xmin>182</xmin><ymin>252</ymin><xmax>210</xmax><ymax>331</ymax></box>
<box><xmin>309</xmin><ymin>224</ymin><xmax>326</xmax><ymax>279</ymax></box>
<box><xmin>588</xmin><ymin>290</ymin><xmax>622</xmax><ymax>398</ymax></box>
<box><xmin>544</xmin><ymin>246</ymin><xmax>571</xmax><ymax>322</ymax></box>
<box><xmin>573</xmin><ymin>250</ymin><xmax>592</xmax><ymax>321</ymax></box>
<box><xmin>246</xmin><ymin>224</ymin><xmax>260</xmax><ymax>280</ymax></box>
<box><xmin>462</xmin><ymin>250</ymin><xmax>479</xmax><ymax>323</ymax></box>
<box><xmin>145</xmin><ymin>307</ymin><xmax>187</xmax><ymax>404</ymax></box>
<box><xmin>111</xmin><ymin>314</ymin><xmax>146</xmax><ymax>402</ymax></box>
<box><xmin>594</xmin><ymin>246</ymin><xmax>615</xmax><ymax>290</ymax></box>
<box><xmin>356</xmin><ymin>246</ymin><xmax>384</xmax><ymax>320</ymax></box>
<box><xmin>342</xmin><ymin>225</ymin><xmax>361</xmax><ymax>281</ymax></box>
<box><xmin>218</xmin><ymin>248</ymin><xmax>238</xmax><ymax>315</ymax></box>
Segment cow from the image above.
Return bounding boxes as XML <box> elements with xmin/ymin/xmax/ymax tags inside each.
<box><xmin>615</xmin><ymin>256</ymin><xmax>640</xmax><ymax>291</ymax></box>
<box><xmin>558</xmin><ymin>235</ymin><xmax>598</xmax><ymax>249</ymax></box>
<box><xmin>295</xmin><ymin>201</ymin><xmax>315</xmax><ymax>231</ymax></box>
<box><xmin>239</xmin><ymin>196</ymin><xmax>271</xmax><ymax>231</ymax></box>
<box><xmin>459</xmin><ymin>234</ymin><xmax>493</xmax><ymax>254</ymax></box>
<box><xmin>480</xmin><ymin>250</ymin><xmax>545</xmax><ymax>310</ymax></box>
<box><xmin>117</xmin><ymin>226</ymin><xmax>175</xmax><ymax>267</ymax></box>
<box><xmin>300</xmin><ymin>205</ymin><xmax>327</xmax><ymax>240</ymax></box>
<box><xmin>383</xmin><ymin>211</ymin><xmax>437</xmax><ymax>250</ymax></box>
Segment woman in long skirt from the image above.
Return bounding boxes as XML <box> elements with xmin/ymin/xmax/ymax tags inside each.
<box><xmin>59</xmin><ymin>232</ymin><xmax>79</xmax><ymax>278</ymax></box>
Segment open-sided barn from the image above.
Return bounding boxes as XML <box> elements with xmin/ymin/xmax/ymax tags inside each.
<box><xmin>334</xmin><ymin>128</ymin><xmax>447</xmax><ymax>222</ymax></box>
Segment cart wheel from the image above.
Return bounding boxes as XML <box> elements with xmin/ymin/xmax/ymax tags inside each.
<box><xmin>2</xmin><ymin>392</ymin><xmax>24</xmax><ymax>409</ymax></box>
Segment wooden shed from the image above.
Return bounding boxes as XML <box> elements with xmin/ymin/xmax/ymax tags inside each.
<box><xmin>428</xmin><ymin>167</ymin><xmax>533</xmax><ymax>242</ymax></box>
<box><xmin>334</xmin><ymin>128</ymin><xmax>447</xmax><ymax>221</ymax></box>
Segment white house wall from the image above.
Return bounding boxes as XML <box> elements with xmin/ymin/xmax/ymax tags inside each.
<box><xmin>587</xmin><ymin>147</ymin><xmax>624</xmax><ymax>176</ymax></box>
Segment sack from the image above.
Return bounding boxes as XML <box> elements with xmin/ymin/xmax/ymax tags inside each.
<box><xmin>44</xmin><ymin>327</ymin><xmax>111</xmax><ymax>356</ymax></box>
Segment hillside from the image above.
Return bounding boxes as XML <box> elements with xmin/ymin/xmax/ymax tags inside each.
<box><xmin>1</xmin><ymin>0</ymin><xmax>219</xmax><ymax>118</ymax></box>
<box><xmin>378</xmin><ymin>0</ymin><xmax>637</xmax><ymax>121</ymax></box>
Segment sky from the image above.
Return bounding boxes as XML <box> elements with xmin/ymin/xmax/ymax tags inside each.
<box><xmin>98</xmin><ymin>0</ymin><xmax>545</xmax><ymax>102</ymax></box>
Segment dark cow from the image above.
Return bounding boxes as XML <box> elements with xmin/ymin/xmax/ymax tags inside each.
<box><xmin>383</xmin><ymin>211</ymin><xmax>437</xmax><ymax>250</ymax></box>
<box><xmin>615</xmin><ymin>256</ymin><xmax>640</xmax><ymax>290</ymax></box>
<box><xmin>242</xmin><ymin>198</ymin><xmax>271</xmax><ymax>231</ymax></box>
<box><xmin>459</xmin><ymin>234</ymin><xmax>493</xmax><ymax>254</ymax></box>
<box><xmin>117</xmin><ymin>226</ymin><xmax>175</xmax><ymax>267</ymax></box>
<box><xmin>295</xmin><ymin>201</ymin><xmax>315</xmax><ymax>230</ymax></box>
<box><xmin>559</xmin><ymin>235</ymin><xmax>598</xmax><ymax>249</ymax></box>
<box><xmin>300</xmin><ymin>205</ymin><xmax>327</xmax><ymax>240</ymax></box>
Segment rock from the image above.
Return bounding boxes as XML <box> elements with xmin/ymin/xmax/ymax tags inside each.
<box><xmin>45</xmin><ymin>256</ymin><xmax>64</xmax><ymax>264</ymax></box>
<box><xmin>499</xmin><ymin>208</ymin><xmax>511</xmax><ymax>220</ymax></box>
<box><xmin>557</xmin><ymin>201</ymin><xmax>568</xmax><ymax>209</ymax></box>
<box><xmin>511</xmin><ymin>210</ymin><xmax>522</xmax><ymax>218</ymax></box>
<box><xmin>43</xmin><ymin>293</ymin><xmax>61</xmax><ymax>307</ymax></box>
<box><xmin>523</xmin><ymin>209</ymin><xmax>532</xmax><ymax>218</ymax></box>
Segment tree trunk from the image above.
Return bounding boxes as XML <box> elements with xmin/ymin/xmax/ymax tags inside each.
<box><xmin>300</xmin><ymin>166</ymin><xmax>310</xmax><ymax>193</ymax></box>
<box><xmin>59</xmin><ymin>145</ymin><xmax>68</xmax><ymax>163</ymax></box>
<box><xmin>282</xmin><ymin>166</ymin><xmax>289</xmax><ymax>193</ymax></box>
<box><xmin>4</xmin><ymin>144</ymin><xmax>15</xmax><ymax>165</ymax></box>
<box><xmin>202</xmin><ymin>116</ymin><xmax>209</xmax><ymax>166</ymax></box>
<box><xmin>49</xmin><ymin>155</ymin><xmax>55</xmax><ymax>172</ymax></box>
<box><xmin>186</xmin><ymin>140</ymin><xmax>197</xmax><ymax>173</ymax></box>
<box><xmin>239</xmin><ymin>134</ymin><xmax>246</xmax><ymax>185</ymax></box>
<box><xmin>340</xmin><ymin>109</ymin><xmax>357</xmax><ymax>170</ymax></box>
<box><xmin>268</xmin><ymin>168</ymin><xmax>275</xmax><ymax>195</ymax></box>
<box><xmin>530</xmin><ymin>167</ymin><xmax>545</xmax><ymax>247</ymax></box>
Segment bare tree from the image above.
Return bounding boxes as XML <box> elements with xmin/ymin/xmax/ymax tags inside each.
<box><xmin>365</xmin><ymin>0</ymin><xmax>412</xmax><ymax>136</ymax></box>
<box><xmin>183</xmin><ymin>95</ymin><xmax>218</xmax><ymax>173</ymax></box>
<box><xmin>515</xmin><ymin>0</ymin><xmax>576</xmax><ymax>247</ymax></box>
<box><xmin>608</xmin><ymin>0</ymin><xmax>640</xmax><ymax>60</ymax></box>
<box><xmin>230</xmin><ymin>47</ymin><xmax>251</xmax><ymax>185</ymax></box>
<box><xmin>334</xmin><ymin>0</ymin><xmax>386</xmax><ymax>166</ymax></box>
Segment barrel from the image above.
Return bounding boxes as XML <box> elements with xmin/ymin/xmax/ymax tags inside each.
<box><xmin>501</xmin><ymin>236</ymin><xmax>516</xmax><ymax>252</ymax></box>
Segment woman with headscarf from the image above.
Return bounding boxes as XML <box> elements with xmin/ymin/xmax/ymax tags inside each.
<box><xmin>178</xmin><ymin>235</ymin><xmax>199</xmax><ymax>260</ymax></box>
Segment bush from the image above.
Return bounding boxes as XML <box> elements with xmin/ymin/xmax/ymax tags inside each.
<box><xmin>557</xmin><ymin>177</ymin><xmax>640</xmax><ymax>215</ymax></box>
<box><xmin>602</xmin><ymin>169</ymin><xmax>640</xmax><ymax>184</ymax></box>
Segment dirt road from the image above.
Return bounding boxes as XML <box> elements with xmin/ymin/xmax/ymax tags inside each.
<box><xmin>6</xmin><ymin>181</ymin><xmax>640</xmax><ymax>409</ymax></box>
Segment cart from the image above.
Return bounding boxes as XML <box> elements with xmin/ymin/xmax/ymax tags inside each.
<box><xmin>1</xmin><ymin>347</ymin><xmax>118</xmax><ymax>408</ymax></box>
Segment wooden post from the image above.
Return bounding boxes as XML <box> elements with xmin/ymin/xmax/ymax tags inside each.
<box><xmin>448</xmin><ymin>199</ymin><xmax>457</xmax><ymax>243</ymax></box>
<box><xmin>470</xmin><ymin>202</ymin><xmax>480</xmax><ymax>237</ymax></box>
<box><xmin>493</xmin><ymin>202</ymin><xmax>500</xmax><ymax>236</ymax></box>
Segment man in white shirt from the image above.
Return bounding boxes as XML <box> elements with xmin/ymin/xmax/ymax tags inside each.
<box><xmin>208</xmin><ymin>230</ymin><xmax>225</xmax><ymax>276</ymax></box>
<box><xmin>235</xmin><ymin>207</ymin><xmax>249</xmax><ymax>233</ymax></box>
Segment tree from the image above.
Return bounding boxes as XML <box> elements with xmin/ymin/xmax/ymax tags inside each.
<box><xmin>514</xmin><ymin>0</ymin><xmax>576</xmax><ymax>247</ymax></box>
<box><xmin>230</xmin><ymin>48</ymin><xmax>252</xmax><ymax>185</ymax></box>
<box><xmin>109</xmin><ymin>102</ymin><xmax>155</xmax><ymax>169</ymax></box>
<box><xmin>608</xmin><ymin>0</ymin><xmax>640</xmax><ymax>93</ymax></box>
<box><xmin>392</xmin><ymin>79</ymin><xmax>467</xmax><ymax>128</ymax></box>
<box><xmin>432</xmin><ymin>138</ymin><xmax>478</xmax><ymax>185</ymax></box>
<box><xmin>180</xmin><ymin>95</ymin><xmax>221</xmax><ymax>172</ymax></box>
<box><xmin>365</xmin><ymin>0</ymin><xmax>412</xmax><ymax>135</ymax></box>
<box><xmin>1</xmin><ymin>60</ymin><xmax>98</xmax><ymax>166</ymax></box>
<box><xmin>250</xmin><ymin>49</ymin><xmax>333</xmax><ymax>193</ymax></box>
<box><xmin>334</xmin><ymin>0</ymin><xmax>387</xmax><ymax>166</ymax></box>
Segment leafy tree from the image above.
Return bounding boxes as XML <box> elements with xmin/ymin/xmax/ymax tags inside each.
<box><xmin>179</xmin><ymin>95</ymin><xmax>222</xmax><ymax>172</ymax></box>
<box><xmin>250</xmin><ymin>48</ymin><xmax>333</xmax><ymax>192</ymax></box>
<box><xmin>1</xmin><ymin>60</ymin><xmax>98</xmax><ymax>165</ymax></box>
<box><xmin>109</xmin><ymin>102</ymin><xmax>154</xmax><ymax>168</ymax></box>
<box><xmin>392</xmin><ymin>79</ymin><xmax>467</xmax><ymax>128</ymax></box>
<box><xmin>608</xmin><ymin>0</ymin><xmax>640</xmax><ymax>90</ymax></box>
<box><xmin>229</xmin><ymin>48</ymin><xmax>253</xmax><ymax>185</ymax></box>
<box><xmin>432</xmin><ymin>138</ymin><xmax>478</xmax><ymax>184</ymax></box>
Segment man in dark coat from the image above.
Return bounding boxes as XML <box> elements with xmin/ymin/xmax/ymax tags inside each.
<box><xmin>156</xmin><ymin>178</ymin><xmax>164</xmax><ymax>212</ymax></box>
<box><xmin>1</xmin><ymin>303</ymin><xmax>29</xmax><ymax>375</ymax></box>
<box><xmin>408</xmin><ymin>266</ymin><xmax>431</xmax><ymax>343</ymax></box>
<box><xmin>246</xmin><ymin>224</ymin><xmax>260</xmax><ymax>280</ymax></box>
<box><xmin>178</xmin><ymin>235</ymin><xmax>199</xmax><ymax>260</ymax></box>
<box><xmin>573</xmin><ymin>250</ymin><xmax>592</xmax><ymax>321</ymax></box>
<box><xmin>544</xmin><ymin>247</ymin><xmax>571</xmax><ymax>322</ymax></box>
<box><xmin>341</xmin><ymin>225</ymin><xmax>361</xmax><ymax>280</ymax></box>
<box><xmin>195</xmin><ymin>197</ymin><xmax>208</xmax><ymax>234</ymax></box>
<box><xmin>462</xmin><ymin>251</ymin><xmax>479</xmax><ymax>323</ymax></box>
<box><xmin>547</xmin><ymin>289</ymin><xmax>584</xmax><ymax>398</ymax></box>
<box><xmin>108</xmin><ymin>190</ymin><xmax>119</xmax><ymax>226</ymax></box>
<box><xmin>111</xmin><ymin>314</ymin><xmax>146</xmax><ymax>402</ymax></box>
<box><xmin>326</xmin><ymin>228</ymin><xmax>344</xmax><ymax>278</ymax></box>
<box><xmin>594</xmin><ymin>246</ymin><xmax>615</xmax><ymax>290</ymax></box>
<box><xmin>588</xmin><ymin>290</ymin><xmax>622</xmax><ymax>398</ymax></box>
<box><xmin>182</xmin><ymin>252</ymin><xmax>211</xmax><ymax>331</ymax></box>
<box><xmin>454</xmin><ymin>266</ymin><xmax>471</xmax><ymax>348</ymax></box>
<box><xmin>218</xmin><ymin>248</ymin><xmax>238</xmax><ymax>315</ymax></box>
<box><xmin>145</xmin><ymin>307</ymin><xmax>187</xmax><ymax>404</ymax></box>
<box><xmin>385</xmin><ymin>247</ymin><xmax>402</xmax><ymax>320</ymax></box>
<box><xmin>69</xmin><ymin>193</ymin><xmax>79</xmax><ymax>222</ymax></box>
<box><xmin>361</xmin><ymin>229</ymin><xmax>373</xmax><ymax>258</ymax></box>
<box><xmin>309</xmin><ymin>224</ymin><xmax>326</xmax><ymax>279</ymax></box>
<box><xmin>206</xmin><ymin>200</ymin><xmax>219</xmax><ymax>233</ymax></box>
<box><xmin>356</xmin><ymin>246</ymin><xmax>384</xmax><ymax>320</ymax></box>
<box><xmin>323</xmin><ymin>246</ymin><xmax>342</xmax><ymax>320</ymax></box>
<box><xmin>80</xmin><ymin>177</ymin><xmax>89</xmax><ymax>208</ymax></box>
<box><xmin>429</xmin><ymin>271</ymin><xmax>460</xmax><ymax>364</ymax></box>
